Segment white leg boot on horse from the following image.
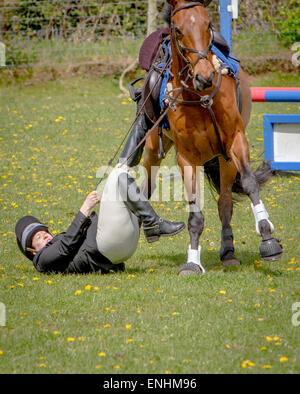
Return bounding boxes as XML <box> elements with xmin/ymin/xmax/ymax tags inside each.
<box><xmin>177</xmin><ymin>155</ymin><xmax>206</xmax><ymax>276</ymax></box>
<box><xmin>230</xmin><ymin>132</ymin><xmax>283</xmax><ymax>261</ymax></box>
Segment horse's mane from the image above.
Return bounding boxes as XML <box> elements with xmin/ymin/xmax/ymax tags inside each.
<box><xmin>162</xmin><ymin>1</ymin><xmax>212</xmax><ymax>26</ymax></box>
<box><xmin>162</xmin><ymin>4</ymin><xmax>172</xmax><ymax>26</ymax></box>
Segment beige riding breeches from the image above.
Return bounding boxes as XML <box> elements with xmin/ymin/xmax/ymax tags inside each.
<box><xmin>96</xmin><ymin>165</ymin><xmax>140</xmax><ymax>263</ymax></box>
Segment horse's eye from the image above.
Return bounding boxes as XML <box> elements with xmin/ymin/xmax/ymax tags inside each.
<box><xmin>175</xmin><ymin>27</ymin><xmax>183</xmax><ymax>37</ymax></box>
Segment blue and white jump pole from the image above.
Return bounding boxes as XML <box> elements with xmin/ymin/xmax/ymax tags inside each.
<box><xmin>219</xmin><ymin>0</ymin><xmax>239</xmax><ymax>54</ymax></box>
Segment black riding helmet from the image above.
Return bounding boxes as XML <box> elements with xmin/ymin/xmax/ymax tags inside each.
<box><xmin>15</xmin><ymin>216</ymin><xmax>50</xmax><ymax>261</ymax></box>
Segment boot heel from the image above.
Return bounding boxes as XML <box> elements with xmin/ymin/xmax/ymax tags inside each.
<box><xmin>146</xmin><ymin>235</ymin><xmax>160</xmax><ymax>243</ymax></box>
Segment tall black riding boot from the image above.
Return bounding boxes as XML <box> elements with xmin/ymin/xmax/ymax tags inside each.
<box><xmin>119</xmin><ymin>89</ymin><xmax>151</xmax><ymax>167</ymax></box>
<box><xmin>118</xmin><ymin>171</ymin><xmax>185</xmax><ymax>243</ymax></box>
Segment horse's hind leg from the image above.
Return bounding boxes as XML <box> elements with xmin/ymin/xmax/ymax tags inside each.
<box><xmin>177</xmin><ymin>154</ymin><xmax>205</xmax><ymax>275</ymax></box>
<box><xmin>218</xmin><ymin>157</ymin><xmax>241</xmax><ymax>267</ymax></box>
<box><xmin>142</xmin><ymin>130</ymin><xmax>173</xmax><ymax>199</ymax></box>
<box><xmin>230</xmin><ymin>132</ymin><xmax>283</xmax><ymax>261</ymax></box>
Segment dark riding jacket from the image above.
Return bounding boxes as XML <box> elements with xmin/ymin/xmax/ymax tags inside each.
<box><xmin>32</xmin><ymin>211</ymin><xmax>123</xmax><ymax>274</ymax></box>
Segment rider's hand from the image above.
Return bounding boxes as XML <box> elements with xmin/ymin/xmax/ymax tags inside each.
<box><xmin>80</xmin><ymin>191</ymin><xmax>99</xmax><ymax>217</ymax></box>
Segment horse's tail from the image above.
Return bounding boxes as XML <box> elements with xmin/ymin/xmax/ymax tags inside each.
<box><xmin>204</xmin><ymin>157</ymin><xmax>273</xmax><ymax>196</ymax></box>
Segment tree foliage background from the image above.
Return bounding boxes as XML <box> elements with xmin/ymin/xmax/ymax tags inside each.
<box><xmin>0</xmin><ymin>0</ymin><xmax>298</xmax><ymax>43</ymax></box>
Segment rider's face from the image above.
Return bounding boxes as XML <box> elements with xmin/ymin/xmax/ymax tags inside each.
<box><xmin>31</xmin><ymin>230</ymin><xmax>53</xmax><ymax>252</ymax></box>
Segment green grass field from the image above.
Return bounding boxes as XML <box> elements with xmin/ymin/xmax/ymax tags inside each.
<box><xmin>0</xmin><ymin>73</ymin><xmax>299</xmax><ymax>374</ymax></box>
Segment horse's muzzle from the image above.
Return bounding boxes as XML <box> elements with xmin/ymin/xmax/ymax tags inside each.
<box><xmin>193</xmin><ymin>71</ymin><xmax>215</xmax><ymax>91</ymax></box>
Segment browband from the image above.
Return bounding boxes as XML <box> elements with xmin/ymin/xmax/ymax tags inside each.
<box><xmin>171</xmin><ymin>1</ymin><xmax>208</xmax><ymax>17</ymax></box>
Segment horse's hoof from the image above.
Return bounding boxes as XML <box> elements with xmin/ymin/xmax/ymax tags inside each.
<box><xmin>178</xmin><ymin>263</ymin><xmax>204</xmax><ymax>276</ymax></box>
<box><xmin>221</xmin><ymin>250</ymin><xmax>241</xmax><ymax>269</ymax></box>
<box><xmin>222</xmin><ymin>258</ymin><xmax>241</xmax><ymax>268</ymax></box>
<box><xmin>260</xmin><ymin>238</ymin><xmax>283</xmax><ymax>262</ymax></box>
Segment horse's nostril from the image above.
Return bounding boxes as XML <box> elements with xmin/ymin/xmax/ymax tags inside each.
<box><xmin>194</xmin><ymin>73</ymin><xmax>213</xmax><ymax>90</ymax></box>
<box><xmin>206</xmin><ymin>79</ymin><xmax>213</xmax><ymax>88</ymax></box>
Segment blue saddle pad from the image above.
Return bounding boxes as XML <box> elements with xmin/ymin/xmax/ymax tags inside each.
<box><xmin>211</xmin><ymin>45</ymin><xmax>239</xmax><ymax>75</ymax></box>
<box><xmin>155</xmin><ymin>40</ymin><xmax>172</xmax><ymax>129</ymax></box>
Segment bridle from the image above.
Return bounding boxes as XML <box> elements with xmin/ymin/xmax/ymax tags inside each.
<box><xmin>171</xmin><ymin>2</ymin><xmax>214</xmax><ymax>80</ymax></box>
<box><xmin>97</xmin><ymin>1</ymin><xmax>229</xmax><ymax>184</ymax></box>
<box><xmin>168</xmin><ymin>1</ymin><xmax>230</xmax><ymax>161</ymax></box>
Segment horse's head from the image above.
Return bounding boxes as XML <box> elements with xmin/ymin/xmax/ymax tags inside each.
<box><xmin>167</xmin><ymin>0</ymin><xmax>215</xmax><ymax>92</ymax></box>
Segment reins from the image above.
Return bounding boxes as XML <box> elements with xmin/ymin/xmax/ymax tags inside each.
<box><xmin>97</xmin><ymin>57</ymin><xmax>173</xmax><ymax>186</ymax></box>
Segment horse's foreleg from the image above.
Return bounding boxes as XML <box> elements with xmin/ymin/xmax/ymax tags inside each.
<box><xmin>177</xmin><ymin>154</ymin><xmax>205</xmax><ymax>275</ymax></box>
<box><xmin>230</xmin><ymin>132</ymin><xmax>283</xmax><ymax>261</ymax></box>
<box><xmin>218</xmin><ymin>157</ymin><xmax>241</xmax><ymax>267</ymax></box>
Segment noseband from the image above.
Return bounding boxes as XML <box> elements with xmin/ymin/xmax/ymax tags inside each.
<box><xmin>171</xmin><ymin>2</ymin><xmax>213</xmax><ymax>78</ymax></box>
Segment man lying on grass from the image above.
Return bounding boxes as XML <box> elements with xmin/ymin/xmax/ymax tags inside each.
<box><xmin>15</xmin><ymin>164</ymin><xmax>185</xmax><ymax>274</ymax></box>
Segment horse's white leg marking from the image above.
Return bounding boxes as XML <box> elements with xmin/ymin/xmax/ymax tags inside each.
<box><xmin>251</xmin><ymin>200</ymin><xmax>274</xmax><ymax>236</ymax></box>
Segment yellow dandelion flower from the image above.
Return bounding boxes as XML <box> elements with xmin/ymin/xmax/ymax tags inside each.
<box><xmin>241</xmin><ymin>360</ymin><xmax>255</xmax><ymax>368</ymax></box>
<box><xmin>125</xmin><ymin>324</ymin><xmax>131</xmax><ymax>329</ymax></box>
<box><xmin>98</xmin><ymin>352</ymin><xmax>106</xmax><ymax>357</ymax></box>
<box><xmin>219</xmin><ymin>290</ymin><xmax>226</xmax><ymax>295</ymax></box>
<box><xmin>67</xmin><ymin>337</ymin><xmax>75</xmax><ymax>342</ymax></box>
<box><xmin>85</xmin><ymin>285</ymin><xmax>92</xmax><ymax>290</ymax></box>
<box><xmin>280</xmin><ymin>356</ymin><xmax>288</xmax><ymax>363</ymax></box>
<box><xmin>74</xmin><ymin>290</ymin><xmax>82</xmax><ymax>295</ymax></box>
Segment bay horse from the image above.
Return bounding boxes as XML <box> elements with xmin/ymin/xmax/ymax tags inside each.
<box><xmin>142</xmin><ymin>0</ymin><xmax>283</xmax><ymax>274</ymax></box>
